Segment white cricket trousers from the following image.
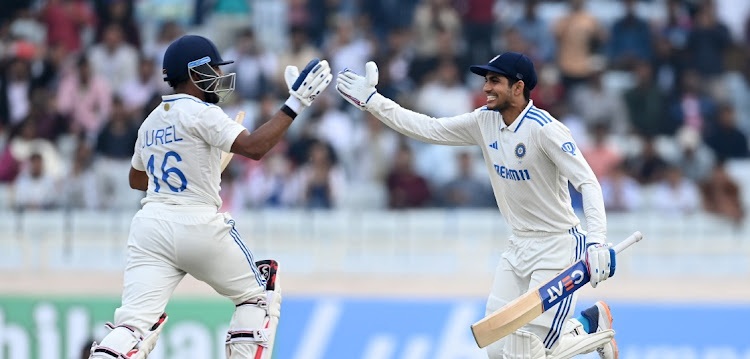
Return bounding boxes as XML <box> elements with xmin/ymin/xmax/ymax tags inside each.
<box><xmin>113</xmin><ymin>203</ymin><xmax>266</xmax><ymax>335</ymax></box>
<box><xmin>485</xmin><ymin>225</ymin><xmax>587</xmax><ymax>358</ymax></box>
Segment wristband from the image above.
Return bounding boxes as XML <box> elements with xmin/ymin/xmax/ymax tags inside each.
<box><xmin>284</xmin><ymin>96</ymin><xmax>305</xmax><ymax>115</ymax></box>
<box><xmin>280</xmin><ymin>104</ymin><xmax>297</xmax><ymax>119</ymax></box>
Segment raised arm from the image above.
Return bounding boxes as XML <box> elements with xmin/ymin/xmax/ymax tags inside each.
<box><xmin>336</xmin><ymin>61</ymin><xmax>480</xmax><ymax>146</ymax></box>
<box><xmin>231</xmin><ymin>58</ymin><xmax>332</xmax><ymax>160</ymax></box>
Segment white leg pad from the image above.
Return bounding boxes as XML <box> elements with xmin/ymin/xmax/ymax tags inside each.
<box><xmin>130</xmin><ymin>313</ymin><xmax>168</xmax><ymax>359</ymax></box>
<box><xmin>89</xmin><ymin>327</ymin><xmax>139</xmax><ymax>358</ymax></box>
<box><xmin>90</xmin><ymin>313</ymin><xmax>168</xmax><ymax>359</ymax></box>
<box><xmin>226</xmin><ymin>259</ymin><xmax>281</xmax><ymax>359</ymax></box>
<box><xmin>225</xmin><ymin>299</ymin><xmax>271</xmax><ymax>359</ymax></box>
<box><xmin>502</xmin><ymin>330</ymin><xmax>548</xmax><ymax>359</ymax></box>
<box><xmin>547</xmin><ymin>319</ymin><xmax>615</xmax><ymax>359</ymax></box>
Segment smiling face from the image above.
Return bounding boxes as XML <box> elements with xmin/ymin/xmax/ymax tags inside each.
<box><xmin>483</xmin><ymin>71</ymin><xmax>515</xmax><ymax>111</ymax></box>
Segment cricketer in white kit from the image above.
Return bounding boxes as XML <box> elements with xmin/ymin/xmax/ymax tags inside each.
<box><xmin>89</xmin><ymin>35</ymin><xmax>332</xmax><ymax>359</ymax></box>
<box><xmin>336</xmin><ymin>53</ymin><xmax>619</xmax><ymax>359</ymax></box>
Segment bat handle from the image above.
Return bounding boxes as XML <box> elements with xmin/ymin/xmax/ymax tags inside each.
<box><xmin>613</xmin><ymin>231</ymin><xmax>643</xmax><ymax>254</ymax></box>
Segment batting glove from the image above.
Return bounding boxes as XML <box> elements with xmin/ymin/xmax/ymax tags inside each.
<box><xmin>585</xmin><ymin>242</ymin><xmax>616</xmax><ymax>288</ymax></box>
<box><xmin>336</xmin><ymin>61</ymin><xmax>379</xmax><ymax>111</ymax></box>
<box><xmin>284</xmin><ymin>58</ymin><xmax>332</xmax><ymax>115</ymax></box>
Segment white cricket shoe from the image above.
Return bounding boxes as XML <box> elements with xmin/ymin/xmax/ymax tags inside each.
<box><xmin>546</xmin><ymin>318</ymin><xmax>614</xmax><ymax>359</ymax></box>
<box><xmin>594</xmin><ymin>301</ymin><xmax>619</xmax><ymax>359</ymax></box>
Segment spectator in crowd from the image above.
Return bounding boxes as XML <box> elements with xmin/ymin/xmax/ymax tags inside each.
<box><xmin>412</xmin><ymin>0</ymin><xmax>462</xmax><ymax>61</ymax></box>
<box><xmin>704</xmin><ymin>104</ymin><xmax>750</xmax><ymax>160</ymax></box>
<box><xmin>27</xmin><ymin>88</ymin><xmax>65</xmax><ymax>141</ymax></box>
<box><xmin>360</xmin><ymin>0</ymin><xmax>419</xmax><ymax>44</ymax></box>
<box><xmin>350</xmin><ymin>112</ymin><xmax>400</xmax><ymax>185</ymax></box>
<box><xmin>276</xmin><ymin>25</ymin><xmax>322</xmax><ymax>92</ymax></box>
<box><xmin>650</xmin><ymin>164</ymin><xmax>701</xmax><ymax>214</ymax></box>
<box><xmin>600</xmin><ymin>162</ymin><xmax>641</xmax><ymax>212</ymax></box>
<box><xmin>56</xmin><ymin>56</ymin><xmax>112</xmax><ymax>140</ymax></box>
<box><xmin>529</xmin><ymin>64</ymin><xmax>565</xmax><ymax>111</ymax></box>
<box><xmin>0</xmin><ymin>58</ymin><xmax>44</xmax><ymax>128</ymax></box>
<box><xmin>325</xmin><ymin>16</ymin><xmax>374</xmax><ymax>79</ymax></box>
<box><xmin>387</xmin><ymin>144</ymin><xmax>431</xmax><ymax>209</ymax></box>
<box><xmin>627</xmin><ymin>136</ymin><xmax>669</xmax><ymax>185</ymax></box>
<box><xmin>624</xmin><ymin>60</ymin><xmax>670</xmax><ymax>136</ymax></box>
<box><xmin>675</xmin><ymin>126</ymin><xmax>716</xmax><ymax>184</ymax></box>
<box><xmin>13</xmin><ymin>152</ymin><xmax>58</xmax><ymax>210</ymax></box>
<box><xmin>88</xmin><ymin>23</ymin><xmax>139</xmax><ymax>93</ymax></box>
<box><xmin>685</xmin><ymin>1</ymin><xmax>731</xmax><ymax>94</ymax></box>
<box><xmin>310</xmin><ymin>95</ymin><xmax>354</xmax><ymax>173</ymax></box>
<box><xmin>512</xmin><ymin>0</ymin><xmax>555</xmax><ymax>63</ymax></box>
<box><xmin>6</xmin><ymin>119</ymin><xmax>63</xmax><ymax>180</ymax></box>
<box><xmin>223</xmin><ymin>28</ymin><xmax>277</xmax><ymax>100</ymax></box>
<box><xmin>96</xmin><ymin>0</ymin><xmax>140</xmax><ymax>49</ymax></box>
<box><xmin>378</xmin><ymin>27</ymin><xmax>416</xmax><ymax>101</ymax></box>
<box><xmin>245</xmin><ymin>151</ymin><xmax>294</xmax><ymax>208</ymax></box>
<box><xmin>219</xmin><ymin>166</ymin><xmax>247</xmax><ymax>213</ymax></box>
<box><xmin>608</xmin><ymin>0</ymin><xmax>653</xmax><ymax>69</ymax></box>
<box><xmin>414</xmin><ymin>59</ymin><xmax>473</xmax><ymax>118</ymax></box>
<box><xmin>701</xmin><ymin>159</ymin><xmax>744</xmax><ymax>224</ymax></box>
<box><xmin>288</xmin><ymin>140</ymin><xmax>345</xmax><ymax>209</ymax></box>
<box><xmin>94</xmin><ymin>97</ymin><xmax>139</xmax><ymax>210</ymax></box>
<box><xmin>441</xmin><ymin>151</ymin><xmax>493</xmax><ymax>208</ymax></box>
<box><xmin>554</xmin><ymin>0</ymin><xmax>607</xmax><ymax>90</ymax></box>
<box><xmin>581</xmin><ymin>123</ymin><xmax>623</xmax><ymax>180</ymax></box>
<box><xmin>118</xmin><ymin>56</ymin><xmax>161</xmax><ymax>118</ymax></box>
<box><xmin>569</xmin><ymin>61</ymin><xmax>629</xmax><ymax>135</ymax></box>
<box><xmin>458</xmin><ymin>0</ymin><xmax>495</xmax><ymax>65</ymax></box>
<box><xmin>669</xmin><ymin>69</ymin><xmax>717</xmax><ymax>136</ymax></box>
<box><xmin>62</xmin><ymin>141</ymin><xmax>99</xmax><ymax>210</ymax></box>
<box><xmin>658</xmin><ymin>0</ymin><xmax>692</xmax><ymax>53</ymax></box>
<box><xmin>40</xmin><ymin>0</ymin><xmax>96</xmax><ymax>53</ymax></box>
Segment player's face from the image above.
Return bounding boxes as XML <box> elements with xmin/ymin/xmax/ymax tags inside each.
<box><xmin>483</xmin><ymin>72</ymin><xmax>512</xmax><ymax>111</ymax></box>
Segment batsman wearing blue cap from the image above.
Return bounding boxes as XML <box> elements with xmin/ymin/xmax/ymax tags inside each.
<box><xmin>88</xmin><ymin>35</ymin><xmax>332</xmax><ymax>359</ymax></box>
<box><xmin>337</xmin><ymin>53</ymin><xmax>619</xmax><ymax>359</ymax></box>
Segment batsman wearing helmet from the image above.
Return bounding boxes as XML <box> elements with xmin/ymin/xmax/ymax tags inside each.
<box><xmin>336</xmin><ymin>53</ymin><xmax>619</xmax><ymax>359</ymax></box>
<box><xmin>89</xmin><ymin>35</ymin><xmax>331</xmax><ymax>359</ymax></box>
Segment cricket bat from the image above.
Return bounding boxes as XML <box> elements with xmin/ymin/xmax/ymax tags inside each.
<box><xmin>471</xmin><ymin>231</ymin><xmax>643</xmax><ymax>348</ymax></box>
<box><xmin>220</xmin><ymin>111</ymin><xmax>246</xmax><ymax>172</ymax></box>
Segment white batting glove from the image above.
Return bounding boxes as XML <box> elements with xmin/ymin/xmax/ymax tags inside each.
<box><xmin>284</xmin><ymin>58</ymin><xmax>332</xmax><ymax>115</ymax></box>
<box><xmin>336</xmin><ymin>61</ymin><xmax>379</xmax><ymax>111</ymax></box>
<box><xmin>585</xmin><ymin>242</ymin><xmax>616</xmax><ymax>288</ymax></box>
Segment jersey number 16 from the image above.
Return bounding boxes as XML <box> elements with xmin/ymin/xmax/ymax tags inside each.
<box><xmin>146</xmin><ymin>151</ymin><xmax>188</xmax><ymax>193</ymax></box>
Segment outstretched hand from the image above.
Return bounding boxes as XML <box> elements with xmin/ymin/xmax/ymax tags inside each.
<box><xmin>336</xmin><ymin>61</ymin><xmax>379</xmax><ymax>111</ymax></box>
<box><xmin>284</xmin><ymin>58</ymin><xmax>332</xmax><ymax>114</ymax></box>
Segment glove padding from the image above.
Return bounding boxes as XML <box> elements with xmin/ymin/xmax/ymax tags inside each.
<box><xmin>284</xmin><ymin>58</ymin><xmax>332</xmax><ymax>113</ymax></box>
<box><xmin>585</xmin><ymin>242</ymin><xmax>616</xmax><ymax>288</ymax></box>
<box><xmin>336</xmin><ymin>61</ymin><xmax>379</xmax><ymax>111</ymax></box>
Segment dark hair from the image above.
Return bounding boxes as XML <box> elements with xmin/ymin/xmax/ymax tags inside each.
<box><xmin>503</xmin><ymin>75</ymin><xmax>531</xmax><ymax>101</ymax></box>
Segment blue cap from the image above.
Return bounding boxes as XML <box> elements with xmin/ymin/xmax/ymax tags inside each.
<box><xmin>162</xmin><ymin>35</ymin><xmax>233</xmax><ymax>83</ymax></box>
<box><xmin>469</xmin><ymin>52</ymin><xmax>537</xmax><ymax>90</ymax></box>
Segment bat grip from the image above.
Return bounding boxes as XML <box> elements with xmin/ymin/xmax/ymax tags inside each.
<box><xmin>613</xmin><ymin>231</ymin><xmax>643</xmax><ymax>254</ymax></box>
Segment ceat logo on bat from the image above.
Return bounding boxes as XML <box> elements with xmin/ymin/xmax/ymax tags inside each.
<box><xmin>539</xmin><ymin>261</ymin><xmax>589</xmax><ymax>311</ymax></box>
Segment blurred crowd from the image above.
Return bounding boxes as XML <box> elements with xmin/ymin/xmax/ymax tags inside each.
<box><xmin>1</xmin><ymin>0</ymin><xmax>749</xmax><ymax>224</ymax></box>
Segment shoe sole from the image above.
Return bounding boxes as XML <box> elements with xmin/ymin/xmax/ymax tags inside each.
<box><xmin>596</xmin><ymin>301</ymin><xmax>618</xmax><ymax>359</ymax></box>
<box><xmin>595</xmin><ymin>301</ymin><xmax>613</xmax><ymax>329</ymax></box>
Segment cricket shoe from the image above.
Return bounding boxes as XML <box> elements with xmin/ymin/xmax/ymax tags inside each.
<box><xmin>592</xmin><ymin>301</ymin><xmax>618</xmax><ymax>359</ymax></box>
<box><xmin>547</xmin><ymin>315</ymin><xmax>614</xmax><ymax>359</ymax></box>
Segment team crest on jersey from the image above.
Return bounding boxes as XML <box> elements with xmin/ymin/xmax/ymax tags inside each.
<box><xmin>515</xmin><ymin>143</ymin><xmax>526</xmax><ymax>158</ymax></box>
<box><xmin>562</xmin><ymin>142</ymin><xmax>576</xmax><ymax>156</ymax></box>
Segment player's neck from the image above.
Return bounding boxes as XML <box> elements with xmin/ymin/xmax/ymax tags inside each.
<box><xmin>500</xmin><ymin>100</ymin><xmax>529</xmax><ymax>126</ymax></box>
<box><xmin>175</xmin><ymin>83</ymin><xmax>207</xmax><ymax>101</ymax></box>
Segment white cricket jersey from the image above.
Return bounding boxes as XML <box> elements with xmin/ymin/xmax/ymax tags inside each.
<box><xmin>367</xmin><ymin>94</ymin><xmax>606</xmax><ymax>240</ymax></box>
<box><xmin>131</xmin><ymin>94</ymin><xmax>246</xmax><ymax>209</ymax></box>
